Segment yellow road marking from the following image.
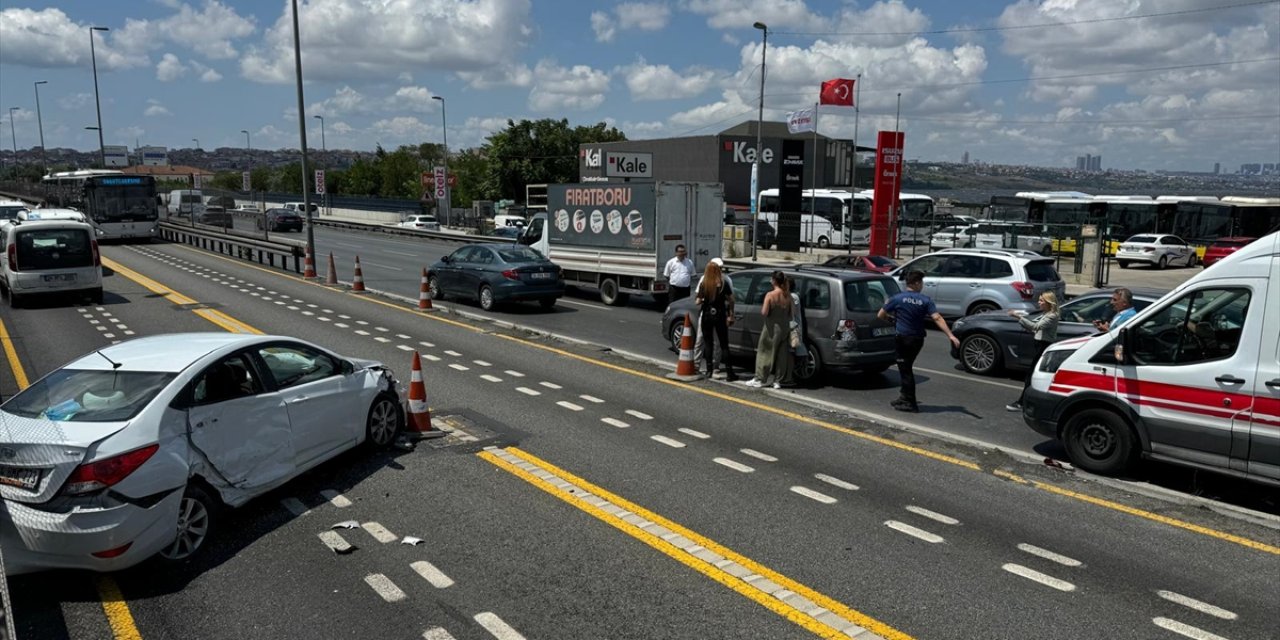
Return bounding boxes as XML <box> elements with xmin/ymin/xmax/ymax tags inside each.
<box><xmin>103</xmin><ymin>257</ymin><xmax>262</xmax><ymax>334</ymax></box>
<box><xmin>95</xmin><ymin>576</ymin><xmax>143</xmax><ymax>640</ymax></box>
<box><xmin>0</xmin><ymin>315</ymin><xmax>30</xmax><ymax>389</ymax></box>
<box><xmin>481</xmin><ymin>447</ymin><xmax>912</xmax><ymax>640</ymax></box>
<box><xmin>154</xmin><ymin>243</ymin><xmax>1280</xmax><ymax>555</ymax></box>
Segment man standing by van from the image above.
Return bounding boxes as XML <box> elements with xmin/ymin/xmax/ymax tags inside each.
<box><xmin>879</xmin><ymin>271</ymin><xmax>961</xmax><ymax>412</ymax></box>
<box><xmin>663</xmin><ymin>244</ymin><xmax>695</xmax><ymax>301</ymax></box>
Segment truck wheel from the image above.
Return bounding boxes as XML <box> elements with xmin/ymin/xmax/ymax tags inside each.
<box><xmin>600</xmin><ymin>279</ymin><xmax>628</xmax><ymax>306</ymax></box>
<box><xmin>817</xmin><ymin>236</ymin><xmax>830</xmax><ymax>249</ymax></box>
<box><xmin>1063</xmin><ymin>409</ymin><xmax>1137</xmax><ymax>475</ymax></box>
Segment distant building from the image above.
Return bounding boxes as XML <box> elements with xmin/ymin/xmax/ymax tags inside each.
<box><xmin>1214</xmin><ymin>162</ymin><xmax>1220</xmax><ymax>174</ymax></box>
<box><xmin>1089</xmin><ymin>155</ymin><xmax>1102</xmax><ymax>171</ymax></box>
<box><xmin>962</xmin><ymin>151</ymin><xmax>969</xmax><ymax>164</ymax></box>
<box><xmin>1076</xmin><ymin>156</ymin><xmax>1087</xmax><ymax>170</ymax></box>
<box><xmin>1241</xmin><ymin>163</ymin><xmax>1262</xmax><ymax>174</ymax></box>
<box><xmin>1265</xmin><ymin>163</ymin><xmax>1277</xmax><ymax>174</ymax></box>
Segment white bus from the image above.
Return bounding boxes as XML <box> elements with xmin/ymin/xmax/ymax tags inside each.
<box><xmin>42</xmin><ymin>170</ymin><xmax>161</xmax><ymax>241</ymax></box>
<box><xmin>855</xmin><ymin>190</ymin><xmax>940</xmax><ymax>244</ymax></box>
<box><xmin>757</xmin><ymin>188</ymin><xmax>872</xmax><ymax>247</ymax></box>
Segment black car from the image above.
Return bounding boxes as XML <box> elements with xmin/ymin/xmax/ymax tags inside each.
<box><xmin>491</xmin><ymin>226</ymin><xmax>522</xmax><ymax>240</ymax></box>
<box><xmin>257</xmin><ymin>208</ymin><xmax>304</xmax><ymax>232</ymax></box>
<box><xmin>950</xmin><ymin>287</ymin><xmax>1166</xmax><ymax>375</ymax></box>
<box><xmin>196</xmin><ymin>206</ymin><xmax>234</xmax><ymax>227</ymax></box>
<box><xmin>427</xmin><ymin>244</ymin><xmax>564</xmax><ymax>311</ymax></box>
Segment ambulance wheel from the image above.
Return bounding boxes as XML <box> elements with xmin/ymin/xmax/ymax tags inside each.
<box><xmin>1063</xmin><ymin>409</ymin><xmax>1136</xmax><ymax>475</ymax></box>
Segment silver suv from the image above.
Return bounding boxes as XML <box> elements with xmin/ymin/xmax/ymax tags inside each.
<box><xmin>890</xmin><ymin>248</ymin><xmax>1065</xmax><ymax>317</ymax></box>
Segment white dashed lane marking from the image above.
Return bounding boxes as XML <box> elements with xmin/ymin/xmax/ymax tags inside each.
<box><xmin>650</xmin><ymin>435</ymin><xmax>685</xmax><ymax>448</ymax></box>
<box><xmin>1156</xmin><ymin>591</ymin><xmax>1237</xmax><ymax>620</ymax></box>
<box><xmin>444</xmin><ymin>350</ymin><xmax>461</xmax><ymax>356</ymax></box>
<box><xmin>624</xmin><ymin>409</ymin><xmax>653</xmax><ymax>420</ymax></box>
<box><xmin>1001</xmin><ymin>563</ymin><xmax>1075</xmax><ymax>592</ymax></box>
<box><xmin>320</xmin><ymin>489</ymin><xmax>352</xmax><ymax>508</ymax></box>
<box><xmin>677</xmin><ymin>428</ymin><xmax>710</xmax><ymax>439</ymax></box>
<box><xmin>364</xmin><ymin>574</ymin><xmax>408</xmax><ymax>603</ymax></box>
<box><xmin>355</xmin><ymin>330</ymin><xmax>370</xmax><ymax>336</ymax></box>
<box><xmin>602</xmin><ymin>418</ymin><xmax>630</xmax><ymax>429</ymax></box>
<box><xmin>1151</xmin><ymin>617</ymin><xmax>1230</xmax><ymax>640</ymax></box>
<box><xmin>556</xmin><ymin>401</ymin><xmax>584</xmax><ymax>411</ymax></box>
<box><xmin>422</xmin><ymin>628</ymin><xmax>456</xmax><ymax>640</ymax></box>
<box><xmin>473</xmin><ymin>360</ymin><xmax>492</xmax><ymax>367</ymax></box>
<box><xmin>397</xmin><ymin>345</ymin><xmax>415</xmax><ymax>352</ymax></box>
<box><xmin>410</xmin><ymin>560</ymin><xmax>455</xmax><ymax>589</ymax></box>
<box><xmin>449</xmin><ymin>364</ymin><xmax>470</xmax><ymax>371</ymax></box>
<box><xmin>516</xmin><ymin>387</ymin><xmax>541</xmax><ymax>396</ymax></box>
<box><xmin>317</xmin><ymin>531</ymin><xmax>355</xmax><ymax>554</ymax></box>
<box><xmin>361</xmin><ymin>522</ymin><xmax>397</xmax><ymax>543</ymax></box>
<box><xmin>713</xmin><ymin>457</ymin><xmax>754</xmax><ymax>473</ymax></box>
<box><xmin>814</xmin><ymin>473</ymin><xmax>859</xmax><ymax>491</ymax></box>
<box><xmin>790</xmin><ymin>486</ymin><xmax>838</xmax><ymax>504</ymax></box>
<box><xmin>539</xmin><ymin>381</ymin><xmax>563</xmax><ymax>390</ymax></box>
<box><xmin>904</xmin><ymin>506</ymin><xmax>960</xmax><ymax>525</ymax></box>
<box><xmin>504</xmin><ymin>370</ymin><xmax>524</xmax><ymax>377</ymax></box>
<box><xmin>739</xmin><ymin>448</ymin><xmax>778</xmax><ymax>463</ymax></box>
<box><xmin>423</xmin><ymin>354</ymin><xmax>442</xmax><ymax>362</ymax></box>
<box><xmin>473</xmin><ymin>612</ymin><xmax>526</xmax><ymax>640</ymax></box>
<box><xmin>579</xmin><ymin>395</ymin><xmax>604</xmax><ymax>404</ymax></box>
<box><xmin>1017</xmin><ymin>543</ymin><xmax>1081</xmax><ymax>567</ymax></box>
<box><xmin>480</xmin><ymin>374</ymin><xmax>503</xmax><ymax>383</ymax></box>
<box><xmin>884</xmin><ymin>520</ymin><xmax>945</xmax><ymax>544</ymax></box>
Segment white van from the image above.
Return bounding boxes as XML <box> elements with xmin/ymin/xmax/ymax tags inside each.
<box><xmin>1</xmin><ymin>217</ymin><xmax>103</xmax><ymax>307</ymax></box>
<box><xmin>168</xmin><ymin>190</ymin><xmax>205</xmax><ymax>218</ymax></box>
<box><xmin>1022</xmin><ymin>231</ymin><xmax>1279</xmax><ymax>486</ymax></box>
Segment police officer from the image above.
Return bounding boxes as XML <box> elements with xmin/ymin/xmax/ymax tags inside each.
<box><xmin>878</xmin><ymin>270</ymin><xmax>960</xmax><ymax>412</ymax></box>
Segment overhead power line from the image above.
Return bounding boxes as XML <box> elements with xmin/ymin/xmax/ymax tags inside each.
<box><xmin>885</xmin><ymin>113</ymin><xmax>1280</xmax><ymax>125</ymax></box>
<box><xmin>772</xmin><ymin>0</ymin><xmax>1278</xmax><ymax>37</ymax></box>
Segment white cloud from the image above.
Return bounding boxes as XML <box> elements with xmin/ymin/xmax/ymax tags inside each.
<box><xmin>192</xmin><ymin>61</ymin><xmax>223</xmax><ymax>82</ymax></box>
<box><xmin>2</xmin><ymin>109</ymin><xmax>35</xmax><ymax>124</ymax></box>
<box><xmin>156</xmin><ymin>53</ymin><xmax>187</xmax><ymax>81</ymax></box>
<box><xmin>616</xmin><ymin>3</ymin><xmax>671</xmax><ymax>31</ymax></box>
<box><xmin>241</xmin><ymin>0</ymin><xmax>534</xmax><ymax>84</ymax></box>
<box><xmin>591</xmin><ymin>11</ymin><xmax>616</xmax><ymax>43</ymax></box>
<box><xmin>307</xmin><ymin>86</ymin><xmax>369</xmax><ymax>117</ymax></box>
<box><xmin>528</xmin><ymin>60</ymin><xmax>611</xmax><ymax>111</ymax></box>
<box><xmin>371</xmin><ymin>116</ymin><xmax>437</xmax><ymax>140</ymax></box>
<box><xmin>57</xmin><ymin>93</ymin><xmax>94</xmax><ymax>111</ymax></box>
<box><xmin>622</xmin><ymin>120</ymin><xmax>667</xmax><ymax>137</ymax></box>
<box><xmin>680</xmin><ymin>0</ymin><xmax>825</xmax><ymax>31</ymax></box>
<box><xmin>388</xmin><ymin>86</ymin><xmax>438</xmax><ymax>113</ymax></box>
<box><xmin>158</xmin><ymin>1</ymin><xmax>255</xmax><ymax>59</ymax></box>
<box><xmin>144</xmin><ymin>99</ymin><xmax>172</xmax><ymax>117</ymax></box>
<box><xmin>0</xmin><ymin>7</ymin><xmax>149</xmax><ymax>70</ymax></box>
<box><xmin>115</xmin><ymin>125</ymin><xmax>146</xmax><ymax>141</ymax></box>
<box><xmin>331</xmin><ymin>122</ymin><xmax>354</xmax><ymax>135</ymax></box>
<box><xmin>458</xmin><ymin>64</ymin><xmax>534</xmax><ymax>90</ymax></box>
<box><xmin>616</xmin><ymin>59</ymin><xmax>717</xmax><ymax>100</ymax></box>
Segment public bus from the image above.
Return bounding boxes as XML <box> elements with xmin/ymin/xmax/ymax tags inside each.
<box><xmin>1170</xmin><ymin>196</ymin><xmax>1280</xmax><ymax>252</ymax></box>
<box><xmin>853</xmin><ymin>190</ymin><xmax>941</xmax><ymax>244</ymax></box>
<box><xmin>42</xmin><ymin>170</ymin><xmax>160</xmax><ymax>241</ymax></box>
<box><xmin>986</xmin><ymin>191</ymin><xmax>1092</xmax><ymax>223</ymax></box>
<box><xmin>757</xmin><ymin>188</ymin><xmax>871</xmax><ymax>247</ymax></box>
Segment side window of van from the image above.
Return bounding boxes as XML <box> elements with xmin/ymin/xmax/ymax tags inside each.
<box><xmin>1131</xmin><ymin>288</ymin><xmax>1251</xmax><ymax>365</ymax></box>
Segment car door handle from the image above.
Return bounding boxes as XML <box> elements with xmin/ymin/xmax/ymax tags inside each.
<box><xmin>287</xmin><ymin>395</ymin><xmax>310</xmax><ymax>404</ymax></box>
<box><xmin>1265</xmin><ymin>378</ymin><xmax>1280</xmax><ymax>389</ymax></box>
<box><xmin>1215</xmin><ymin>375</ymin><xmax>1245</xmax><ymax>385</ymax></box>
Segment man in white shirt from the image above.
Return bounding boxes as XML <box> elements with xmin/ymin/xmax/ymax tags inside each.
<box><xmin>663</xmin><ymin>244</ymin><xmax>695</xmax><ymax>300</ymax></box>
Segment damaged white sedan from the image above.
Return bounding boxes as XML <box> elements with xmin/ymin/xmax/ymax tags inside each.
<box><xmin>0</xmin><ymin>333</ymin><xmax>402</xmax><ymax>575</ymax></box>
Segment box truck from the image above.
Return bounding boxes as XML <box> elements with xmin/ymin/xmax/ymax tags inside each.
<box><xmin>520</xmin><ymin>182</ymin><xmax>724</xmax><ymax>306</ymax></box>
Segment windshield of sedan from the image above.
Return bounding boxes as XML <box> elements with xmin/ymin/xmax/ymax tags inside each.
<box><xmin>496</xmin><ymin>246</ymin><xmax>546</xmax><ymax>263</ymax></box>
<box><xmin>2</xmin><ymin>369</ymin><xmax>176</xmax><ymax>422</ymax></box>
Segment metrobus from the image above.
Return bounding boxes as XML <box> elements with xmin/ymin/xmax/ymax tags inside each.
<box><xmin>42</xmin><ymin>170</ymin><xmax>160</xmax><ymax>241</ymax></box>
<box><xmin>853</xmin><ymin>190</ymin><xmax>940</xmax><ymax>244</ymax></box>
<box><xmin>757</xmin><ymin>188</ymin><xmax>872</xmax><ymax>247</ymax></box>
<box><xmin>1170</xmin><ymin>196</ymin><xmax>1280</xmax><ymax>251</ymax></box>
<box><xmin>986</xmin><ymin>191</ymin><xmax>1092</xmax><ymax>222</ymax></box>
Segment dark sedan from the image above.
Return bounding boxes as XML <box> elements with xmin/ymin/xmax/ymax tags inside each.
<box><xmin>427</xmin><ymin>244</ymin><xmax>564</xmax><ymax>311</ymax></box>
<box><xmin>257</xmin><ymin>208</ymin><xmax>304</xmax><ymax>232</ymax></box>
<box><xmin>950</xmin><ymin>287</ymin><xmax>1166</xmax><ymax>375</ymax></box>
<box><xmin>196</xmin><ymin>206</ymin><xmax>234</xmax><ymax>227</ymax></box>
<box><xmin>491</xmin><ymin>226</ymin><xmax>522</xmax><ymax>240</ymax></box>
<box><xmin>821</xmin><ymin>255</ymin><xmax>898</xmax><ymax>273</ymax></box>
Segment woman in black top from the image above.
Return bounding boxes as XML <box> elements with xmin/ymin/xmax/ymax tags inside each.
<box><xmin>696</xmin><ymin>261</ymin><xmax>737</xmax><ymax>381</ymax></box>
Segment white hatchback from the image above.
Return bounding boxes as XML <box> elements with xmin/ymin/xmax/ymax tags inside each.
<box><xmin>0</xmin><ymin>333</ymin><xmax>403</xmax><ymax>575</ymax></box>
<box><xmin>1</xmin><ymin>217</ymin><xmax>103</xmax><ymax>307</ymax></box>
<box><xmin>398</xmin><ymin>215</ymin><xmax>440</xmax><ymax>231</ymax></box>
<box><xmin>1116</xmin><ymin>234</ymin><xmax>1197</xmax><ymax>269</ymax></box>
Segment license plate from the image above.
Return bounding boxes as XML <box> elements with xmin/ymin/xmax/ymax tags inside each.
<box><xmin>873</xmin><ymin>327</ymin><xmax>896</xmax><ymax>337</ymax></box>
<box><xmin>531</xmin><ymin>272</ymin><xmax>553</xmax><ymax>280</ymax></box>
<box><xmin>42</xmin><ymin>273</ymin><xmax>76</xmax><ymax>283</ymax></box>
<box><xmin>0</xmin><ymin>465</ymin><xmax>40</xmax><ymax>490</ymax></box>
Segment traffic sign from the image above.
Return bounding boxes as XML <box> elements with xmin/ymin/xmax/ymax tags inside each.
<box><xmin>421</xmin><ymin>171</ymin><xmax>432</xmax><ymax>189</ymax></box>
<box><xmin>447</xmin><ymin>173</ymin><xmax>457</xmax><ymax>188</ymax></box>
<box><xmin>315</xmin><ymin>170</ymin><xmax>326</xmax><ymax>195</ymax></box>
<box><xmin>434</xmin><ymin>166</ymin><xmax>446</xmax><ymax>199</ymax></box>
<box><xmin>242</xmin><ymin>171</ymin><xmax>251</xmax><ymax>191</ymax></box>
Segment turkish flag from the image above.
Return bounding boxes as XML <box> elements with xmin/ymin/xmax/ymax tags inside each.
<box><xmin>819</xmin><ymin>78</ymin><xmax>856</xmax><ymax>107</ymax></box>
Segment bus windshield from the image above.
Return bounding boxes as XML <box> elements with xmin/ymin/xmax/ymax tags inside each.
<box><xmin>87</xmin><ymin>185</ymin><xmax>159</xmax><ymax>221</ymax></box>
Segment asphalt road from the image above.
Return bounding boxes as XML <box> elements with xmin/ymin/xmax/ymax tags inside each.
<box><xmin>202</xmin><ymin>219</ymin><xmax>1277</xmax><ymax>513</ymax></box>
<box><xmin>4</xmin><ymin>239</ymin><xmax>1280</xmax><ymax>640</ymax></box>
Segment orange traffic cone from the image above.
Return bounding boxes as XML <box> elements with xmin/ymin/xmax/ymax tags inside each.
<box><xmin>666</xmin><ymin>313</ymin><xmax>702</xmax><ymax>381</ymax></box>
<box><xmin>351</xmin><ymin>255</ymin><xmax>367</xmax><ymax>293</ymax></box>
<box><xmin>324</xmin><ymin>252</ymin><xmax>339</xmax><ymax>286</ymax></box>
<box><xmin>405</xmin><ymin>351</ymin><xmax>445</xmax><ymax>439</ymax></box>
<box><xmin>418</xmin><ymin>268</ymin><xmax>434</xmax><ymax>311</ymax></box>
<box><xmin>303</xmin><ymin>247</ymin><xmax>317</xmax><ymax>279</ymax></box>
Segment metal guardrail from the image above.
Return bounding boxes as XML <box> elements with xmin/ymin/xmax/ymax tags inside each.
<box><xmin>159</xmin><ymin>222</ymin><xmax>305</xmax><ymax>273</ymax></box>
<box><xmin>307</xmin><ymin>216</ymin><xmax>510</xmax><ymax>245</ymax></box>
<box><xmin>0</xmin><ymin>542</ymin><xmax>14</xmax><ymax>640</ymax></box>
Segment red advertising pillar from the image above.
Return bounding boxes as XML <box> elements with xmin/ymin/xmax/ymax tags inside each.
<box><xmin>869</xmin><ymin>131</ymin><xmax>905</xmax><ymax>258</ymax></box>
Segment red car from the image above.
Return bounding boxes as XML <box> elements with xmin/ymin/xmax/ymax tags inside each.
<box><xmin>820</xmin><ymin>255</ymin><xmax>899</xmax><ymax>273</ymax></box>
<box><xmin>1201</xmin><ymin>237</ymin><xmax>1255</xmax><ymax>267</ymax></box>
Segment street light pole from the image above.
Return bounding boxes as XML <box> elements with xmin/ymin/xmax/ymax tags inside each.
<box><xmin>288</xmin><ymin>0</ymin><xmax>316</xmax><ymax>277</ymax></box>
<box><xmin>432</xmin><ymin>95</ymin><xmax>449</xmax><ymax>225</ymax></box>
<box><xmin>192</xmin><ymin>138</ymin><xmax>200</xmax><ymax>150</ymax></box>
<box><xmin>313</xmin><ymin>115</ymin><xmax>325</xmax><ymax>153</ymax></box>
<box><xmin>7</xmin><ymin>108</ymin><xmax>18</xmax><ymax>160</ymax></box>
<box><xmin>89</xmin><ymin>26</ymin><xmax>109</xmax><ymax>169</ymax></box>
<box><xmin>34</xmin><ymin>81</ymin><xmax>48</xmax><ymax>175</ymax></box>
<box><xmin>751</xmin><ymin>21</ymin><xmax>768</xmax><ymax>261</ymax></box>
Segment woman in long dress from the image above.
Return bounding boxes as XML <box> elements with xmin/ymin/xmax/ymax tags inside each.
<box><xmin>745</xmin><ymin>271</ymin><xmax>794</xmax><ymax>388</ymax></box>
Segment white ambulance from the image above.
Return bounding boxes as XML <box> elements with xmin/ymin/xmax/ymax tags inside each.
<box><xmin>1022</xmin><ymin>231</ymin><xmax>1279</xmax><ymax>486</ymax></box>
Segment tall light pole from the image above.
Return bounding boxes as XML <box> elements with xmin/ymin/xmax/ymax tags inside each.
<box><xmin>751</xmin><ymin>21</ymin><xmax>767</xmax><ymax>261</ymax></box>
<box><xmin>7</xmin><ymin>108</ymin><xmax>18</xmax><ymax>160</ymax></box>
<box><xmin>192</xmin><ymin>138</ymin><xmax>200</xmax><ymax>150</ymax></box>
<box><xmin>432</xmin><ymin>95</ymin><xmax>450</xmax><ymax>224</ymax></box>
<box><xmin>89</xmin><ymin>26</ymin><xmax>109</xmax><ymax>169</ymax></box>
<box><xmin>288</xmin><ymin>0</ymin><xmax>316</xmax><ymax>277</ymax></box>
<box><xmin>34</xmin><ymin>81</ymin><xmax>48</xmax><ymax>175</ymax></box>
<box><xmin>313</xmin><ymin>115</ymin><xmax>325</xmax><ymax>153</ymax></box>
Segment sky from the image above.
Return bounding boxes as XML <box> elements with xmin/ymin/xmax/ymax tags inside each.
<box><xmin>0</xmin><ymin>0</ymin><xmax>1277</xmax><ymax>172</ymax></box>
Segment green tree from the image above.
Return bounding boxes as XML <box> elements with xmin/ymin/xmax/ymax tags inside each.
<box><xmin>378</xmin><ymin>146</ymin><xmax>422</xmax><ymax>199</ymax></box>
<box><xmin>481</xmin><ymin>118</ymin><xmax>626</xmax><ymax>201</ymax></box>
<box><xmin>336</xmin><ymin>158</ymin><xmax>380</xmax><ymax>196</ymax></box>
<box><xmin>448</xmin><ymin>148</ymin><xmax>489</xmax><ymax>208</ymax></box>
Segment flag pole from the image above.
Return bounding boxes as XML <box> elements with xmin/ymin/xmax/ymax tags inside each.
<box><xmin>891</xmin><ymin>91</ymin><xmax>902</xmax><ymax>259</ymax></box>
<box><xmin>848</xmin><ymin>73</ymin><xmax>861</xmax><ymax>255</ymax></box>
<box><xmin>809</xmin><ymin>102</ymin><xmax>818</xmax><ymax>253</ymax></box>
